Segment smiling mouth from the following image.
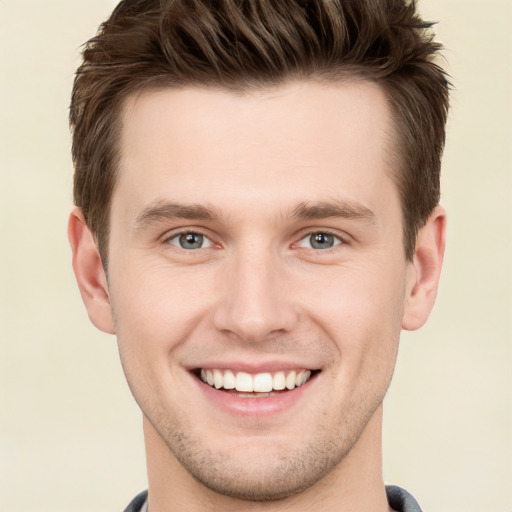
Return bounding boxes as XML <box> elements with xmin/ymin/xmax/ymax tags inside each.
<box><xmin>196</xmin><ymin>368</ymin><xmax>317</xmax><ymax>396</ymax></box>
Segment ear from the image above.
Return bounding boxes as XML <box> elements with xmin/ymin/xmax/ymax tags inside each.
<box><xmin>402</xmin><ymin>205</ymin><xmax>446</xmax><ymax>331</ymax></box>
<box><xmin>68</xmin><ymin>207</ymin><xmax>115</xmax><ymax>334</ymax></box>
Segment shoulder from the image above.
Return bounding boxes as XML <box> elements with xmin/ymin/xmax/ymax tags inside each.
<box><xmin>123</xmin><ymin>490</ymin><xmax>148</xmax><ymax>512</ymax></box>
<box><xmin>386</xmin><ymin>485</ymin><xmax>423</xmax><ymax>512</ymax></box>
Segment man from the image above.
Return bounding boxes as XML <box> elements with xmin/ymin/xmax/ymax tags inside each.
<box><xmin>68</xmin><ymin>1</ymin><xmax>449</xmax><ymax>510</ymax></box>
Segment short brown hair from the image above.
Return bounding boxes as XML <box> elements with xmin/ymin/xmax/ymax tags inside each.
<box><xmin>70</xmin><ymin>0</ymin><xmax>450</xmax><ymax>262</ymax></box>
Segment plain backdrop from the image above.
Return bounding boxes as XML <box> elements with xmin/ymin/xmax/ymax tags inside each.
<box><xmin>1</xmin><ymin>1</ymin><xmax>511</xmax><ymax>511</ymax></box>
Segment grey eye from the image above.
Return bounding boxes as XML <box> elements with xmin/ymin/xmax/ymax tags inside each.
<box><xmin>297</xmin><ymin>232</ymin><xmax>341</xmax><ymax>250</ymax></box>
<box><xmin>310</xmin><ymin>233</ymin><xmax>334</xmax><ymax>249</ymax></box>
<box><xmin>168</xmin><ymin>232</ymin><xmax>212</xmax><ymax>250</ymax></box>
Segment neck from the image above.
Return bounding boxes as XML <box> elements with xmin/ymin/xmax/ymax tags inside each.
<box><xmin>143</xmin><ymin>405</ymin><xmax>392</xmax><ymax>512</ymax></box>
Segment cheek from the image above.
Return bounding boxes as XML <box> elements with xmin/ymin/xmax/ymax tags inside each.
<box><xmin>302</xmin><ymin>263</ymin><xmax>405</xmax><ymax>379</ymax></box>
<box><xmin>108</xmin><ymin>265</ymin><xmax>215</xmax><ymax>397</ymax></box>
<box><xmin>304</xmin><ymin>261</ymin><xmax>406</xmax><ymax>331</ymax></box>
<box><xmin>111</xmin><ymin>261</ymin><xmax>214</xmax><ymax>340</ymax></box>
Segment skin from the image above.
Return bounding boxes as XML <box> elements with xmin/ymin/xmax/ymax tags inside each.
<box><xmin>69</xmin><ymin>80</ymin><xmax>445</xmax><ymax>511</ymax></box>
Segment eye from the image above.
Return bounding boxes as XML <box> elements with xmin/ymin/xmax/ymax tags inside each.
<box><xmin>167</xmin><ymin>232</ymin><xmax>213</xmax><ymax>250</ymax></box>
<box><xmin>297</xmin><ymin>232</ymin><xmax>342</xmax><ymax>250</ymax></box>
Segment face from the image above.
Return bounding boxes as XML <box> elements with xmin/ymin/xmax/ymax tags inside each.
<box><xmin>104</xmin><ymin>81</ymin><xmax>416</xmax><ymax>499</ymax></box>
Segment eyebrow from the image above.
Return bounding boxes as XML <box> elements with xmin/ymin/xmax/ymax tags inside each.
<box><xmin>133</xmin><ymin>198</ymin><xmax>375</xmax><ymax>231</ymax></box>
<box><xmin>292</xmin><ymin>200</ymin><xmax>376</xmax><ymax>222</ymax></box>
<box><xmin>134</xmin><ymin>201</ymin><xmax>219</xmax><ymax>230</ymax></box>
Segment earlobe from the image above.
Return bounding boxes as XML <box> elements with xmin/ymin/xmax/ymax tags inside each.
<box><xmin>402</xmin><ymin>205</ymin><xmax>446</xmax><ymax>331</ymax></box>
<box><xmin>68</xmin><ymin>207</ymin><xmax>115</xmax><ymax>334</ymax></box>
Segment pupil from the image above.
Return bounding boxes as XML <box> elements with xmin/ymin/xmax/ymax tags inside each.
<box><xmin>311</xmin><ymin>233</ymin><xmax>333</xmax><ymax>249</ymax></box>
<box><xmin>180</xmin><ymin>233</ymin><xmax>203</xmax><ymax>249</ymax></box>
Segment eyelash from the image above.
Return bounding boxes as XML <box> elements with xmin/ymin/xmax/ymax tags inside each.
<box><xmin>295</xmin><ymin>231</ymin><xmax>344</xmax><ymax>251</ymax></box>
<box><xmin>163</xmin><ymin>229</ymin><xmax>346</xmax><ymax>252</ymax></box>
<box><xmin>165</xmin><ymin>230</ymin><xmax>216</xmax><ymax>250</ymax></box>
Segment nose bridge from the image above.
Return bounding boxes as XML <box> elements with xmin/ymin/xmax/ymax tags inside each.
<box><xmin>213</xmin><ymin>243</ymin><xmax>297</xmax><ymax>342</ymax></box>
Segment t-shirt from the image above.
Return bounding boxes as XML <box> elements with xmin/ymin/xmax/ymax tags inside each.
<box><xmin>124</xmin><ymin>485</ymin><xmax>423</xmax><ymax>511</ymax></box>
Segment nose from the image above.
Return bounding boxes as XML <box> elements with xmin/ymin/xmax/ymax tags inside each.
<box><xmin>212</xmin><ymin>250</ymin><xmax>299</xmax><ymax>343</ymax></box>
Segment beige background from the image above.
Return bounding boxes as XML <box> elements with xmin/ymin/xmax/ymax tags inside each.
<box><xmin>1</xmin><ymin>1</ymin><xmax>511</xmax><ymax>511</ymax></box>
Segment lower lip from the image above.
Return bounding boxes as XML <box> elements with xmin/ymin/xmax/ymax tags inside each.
<box><xmin>192</xmin><ymin>374</ymin><xmax>316</xmax><ymax>417</ymax></box>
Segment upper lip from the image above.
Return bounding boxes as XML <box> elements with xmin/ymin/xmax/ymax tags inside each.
<box><xmin>187</xmin><ymin>360</ymin><xmax>321</xmax><ymax>373</ymax></box>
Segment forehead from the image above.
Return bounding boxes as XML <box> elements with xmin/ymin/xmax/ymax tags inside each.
<box><xmin>114</xmin><ymin>80</ymin><xmax>398</xmax><ymax>221</ymax></box>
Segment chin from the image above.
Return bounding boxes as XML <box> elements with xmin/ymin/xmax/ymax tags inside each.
<box><xmin>154</xmin><ymin>414</ymin><xmax>355</xmax><ymax>502</ymax></box>
<box><xmin>177</xmin><ymin>449</ymin><xmax>341</xmax><ymax>502</ymax></box>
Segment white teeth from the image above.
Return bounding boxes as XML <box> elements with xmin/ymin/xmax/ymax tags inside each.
<box><xmin>296</xmin><ymin>370</ymin><xmax>311</xmax><ymax>386</ymax></box>
<box><xmin>253</xmin><ymin>373</ymin><xmax>273</xmax><ymax>392</ymax></box>
<box><xmin>200</xmin><ymin>369</ymin><xmax>313</xmax><ymax>392</ymax></box>
<box><xmin>272</xmin><ymin>371</ymin><xmax>286</xmax><ymax>390</ymax></box>
<box><xmin>213</xmin><ymin>369</ymin><xmax>223</xmax><ymax>389</ymax></box>
<box><xmin>235</xmin><ymin>372</ymin><xmax>253</xmax><ymax>392</ymax></box>
<box><xmin>223</xmin><ymin>370</ymin><xmax>236</xmax><ymax>389</ymax></box>
<box><xmin>300</xmin><ymin>370</ymin><xmax>311</xmax><ymax>386</ymax></box>
<box><xmin>285</xmin><ymin>371</ymin><xmax>296</xmax><ymax>390</ymax></box>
